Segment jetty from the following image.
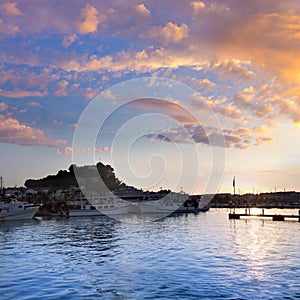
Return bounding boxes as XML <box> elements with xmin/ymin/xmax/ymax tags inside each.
<box><xmin>229</xmin><ymin>209</ymin><xmax>300</xmax><ymax>222</ymax></box>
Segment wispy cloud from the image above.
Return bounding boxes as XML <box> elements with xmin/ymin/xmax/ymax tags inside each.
<box><xmin>56</xmin><ymin>145</ymin><xmax>112</xmax><ymax>155</ymax></box>
<box><xmin>0</xmin><ymin>89</ymin><xmax>47</xmax><ymax>98</ymax></box>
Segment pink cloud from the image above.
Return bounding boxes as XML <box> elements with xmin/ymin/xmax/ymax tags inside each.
<box><xmin>51</xmin><ymin>120</ymin><xmax>63</xmax><ymax>127</ymax></box>
<box><xmin>62</xmin><ymin>34</ymin><xmax>77</xmax><ymax>47</ymax></box>
<box><xmin>0</xmin><ymin>89</ymin><xmax>47</xmax><ymax>98</ymax></box>
<box><xmin>131</xmin><ymin>98</ymin><xmax>198</xmax><ymax>125</ymax></box>
<box><xmin>56</xmin><ymin>146</ymin><xmax>112</xmax><ymax>155</ymax></box>
<box><xmin>81</xmin><ymin>87</ymin><xmax>99</xmax><ymax>101</ymax></box>
<box><xmin>54</xmin><ymin>80</ymin><xmax>69</xmax><ymax>96</ymax></box>
<box><xmin>28</xmin><ymin>101</ymin><xmax>41</xmax><ymax>107</ymax></box>
<box><xmin>0</xmin><ymin>102</ymin><xmax>8</xmax><ymax>111</ymax></box>
<box><xmin>2</xmin><ymin>2</ymin><xmax>22</xmax><ymax>16</ymax></box>
<box><xmin>0</xmin><ymin>114</ymin><xmax>66</xmax><ymax>147</ymax></box>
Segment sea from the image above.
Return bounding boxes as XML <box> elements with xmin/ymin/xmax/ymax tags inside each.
<box><xmin>0</xmin><ymin>208</ymin><xmax>300</xmax><ymax>300</ymax></box>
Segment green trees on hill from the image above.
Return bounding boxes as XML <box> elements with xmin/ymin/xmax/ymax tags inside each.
<box><xmin>24</xmin><ymin>162</ymin><xmax>121</xmax><ymax>191</ymax></box>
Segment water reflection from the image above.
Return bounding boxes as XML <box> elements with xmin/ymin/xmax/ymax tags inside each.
<box><xmin>0</xmin><ymin>209</ymin><xmax>299</xmax><ymax>299</ymax></box>
<box><xmin>230</xmin><ymin>215</ymin><xmax>299</xmax><ymax>286</ymax></box>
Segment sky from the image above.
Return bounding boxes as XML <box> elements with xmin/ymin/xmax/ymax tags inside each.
<box><xmin>0</xmin><ymin>0</ymin><xmax>300</xmax><ymax>195</ymax></box>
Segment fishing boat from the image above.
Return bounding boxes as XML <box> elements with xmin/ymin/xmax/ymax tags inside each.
<box><xmin>0</xmin><ymin>197</ymin><xmax>40</xmax><ymax>221</ymax></box>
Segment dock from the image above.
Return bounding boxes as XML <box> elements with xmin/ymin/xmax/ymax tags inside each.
<box><xmin>229</xmin><ymin>210</ymin><xmax>300</xmax><ymax>222</ymax></box>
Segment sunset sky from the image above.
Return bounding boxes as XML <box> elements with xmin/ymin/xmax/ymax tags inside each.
<box><xmin>0</xmin><ymin>0</ymin><xmax>300</xmax><ymax>194</ymax></box>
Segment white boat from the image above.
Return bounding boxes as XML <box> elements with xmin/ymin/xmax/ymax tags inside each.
<box><xmin>68</xmin><ymin>204</ymin><xmax>105</xmax><ymax>217</ymax></box>
<box><xmin>134</xmin><ymin>192</ymin><xmax>189</xmax><ymax>214</ymax></box>
<box><xmin>0</xmin><ymin>197</ymin><xmax>40</xmax><ymax>221</ymax></box>
<box><xmin>134</xmin><ymin>193</ymin><xmax>211</xmax><ymax>214</ymax></box>
<box><xmin>64</xmin><ymin>192</ymin><xmax>136</xmax><ymax>217</ymax></box>
<box><xmin>91</xmin><ymin>192</ymin><xmax>135</xmax><ymax>215</ymax></box>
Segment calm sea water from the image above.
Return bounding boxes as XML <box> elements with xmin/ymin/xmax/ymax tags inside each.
<box><xmin>0</xmin><ymin>209</ymin><xmax>300</xmax><ymax>300</ymax></box>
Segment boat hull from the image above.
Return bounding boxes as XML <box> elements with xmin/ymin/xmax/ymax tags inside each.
<box><xmin>67</xmin><ymin>205</ymin><xmax>132</xmax><ymax>217</ymax></box>
<box><xmin>0</xmin><ymin>206</ymin><xmax>39</xmax><ymax>221</ymax></box>
<box><xmin>68</xmin><ymin>210</ymin><xmax>104</xmax><ymax>217</ymax></box>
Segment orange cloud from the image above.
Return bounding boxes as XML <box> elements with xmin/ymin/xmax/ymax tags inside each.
<box><xmin>135</xmin><ymin>4</ymin><xmax>150</xmax><ymax>17</ymax></box>
<box><xmin>77</xmin><ymin>4</ymin><xmax>104</xmax><ymax>34</ymax></box>
<box><xmin>190</xmin><ymin>78</ymin><xmax>216</xmax><ymax>91</ymax></box>
<box><xmin>149</xmin><ymin>22</ymin><xmax>189</xmax><ymax>44</ymax></box>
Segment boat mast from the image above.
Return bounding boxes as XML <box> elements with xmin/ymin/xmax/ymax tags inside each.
<box><xmin>233</xmin><ymin>176</ymin><xmax>236</xmax><ymax>196</ymax></box>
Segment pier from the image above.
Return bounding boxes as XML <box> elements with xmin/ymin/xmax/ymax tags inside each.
<box><xmin>229</xmin><ymin>209</ymin><xmax>300</xmax><ymax>222</ymax></box>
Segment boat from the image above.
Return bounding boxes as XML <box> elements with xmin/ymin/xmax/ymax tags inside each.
<box><xmin>133</xmin><ymin>192</ymin><xmax>189</xmax><ymax>214</ymax></box>
<box><xmin>133</xmin><ymin>192</ymin><xmax>211</xmax><ymax>215</ymax></box>
<box><xmin>67</xmin><ymin>204</ymin><xmax>105</xmax><ymax>217</ymax></box>
<box><xmin>59</xmin><ymin>192</ymin><xmax>137</xmax><ymax>217</ymax></box>
<box><xmin>90</xmin><ymin>192</ymin><xmax>138</xmax><ymax>216</ymax></box>
<box><xmin>0</xmin><ymin>197</ymin><xmax>40</xmax><ymax>221</ymax></box>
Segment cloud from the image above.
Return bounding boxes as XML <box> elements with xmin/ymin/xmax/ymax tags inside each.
<box><xmin>135</xmin><ymin>4</ymin><xmax>151</xmax><ymax>17</ymax></box>
<box><xmin>1</xmin><ymin>0</ymin><xmax>300</xmax><ymax>133</ymax></box>
<box><xmin>278</xmin><ymin>99</ymin><xmax>300</xmax><ymax>124</ymax></box>
<box><xmin>53</xmin><ymin>47</ymin><xmax>207</xmax><ymax>73</ymax></box>
<box><xmin>206</xmin><ymin>60</ymin><xmax>254</xmax><ymax>81</ymax></box>
<box><xmin>146</xmin><ymin>122</ymin><xmax>275</xmax><ymax>150</ymax></box>
<box><xmin>28</xmin><ymin>101</ymin><xmax>41</xmax><ymax>107</ymax></box>
<box><xmin>0</xmin><ymin>17</ymin><xmax>20</xmax><ymax>35</ymax></box>
<box><xmin>0</xmin><ymin>89</ymin><xmax>47</xmax><ymax>98</ymax></box>
<box><xmin>1</xmin><ymin>2</ymin><xmax>22</xmax><ymax>16</ymax></box>
<box><xmin>54</xmin><ymin>80</ymin><xmax>69</xmax><ymax>96</ymax></box>
<box><xmin>81</xmin><ymin>87</ymin><xmax>99</xmax><ymax>101</ymax></box>
<box><xmin>191</xmin><ymin>1</ymin><xmax>230</xmax><ymax>21</ymax></box>
<box><xmin>149</xmin><ymin>22</ymin><xmax>189</xmax><ymax>44</ymax></box>
<box><xmin>62</xmin><ymin>34</ymin><xmax>77</xmax><ymax>47</ymax></box>
<box><xmin>255</xmin><ymin>136</ymin><xmax>275</xmax><ymax>146</ymax></box>
<box><xmin>190</xmin><ymin>78</ymin><xmax>216</xmax><ymax>91</ymax></box>
<box><xmin>0</xmin><ymin>114</ymin><xmax>65</xmax><ymax>147</ymax></box>
<box><xmin>99</xmin><ymin>90</ymin><xmax>117</xmax><ymax>103</ymax></box>
<box><xmin>0</xmin><ymin>102</ymin><xmax>8</xmax><ymax>111</ymax></box>
<box><xmin>77</xmin><ymin>4</ymin><xmax>104</xmax><ymax>34</ymax></box>
<box><xmin>57</xmin><ymin>146</ymin><xmax>73</xmax><ymax>155</ymax></box>
<box><xmin>130</xmin><ymin>98</ymin><xmax>198</xmax><ymax>125</ymax></box>
<box><xmin>51</xmin><ymin>120</ymin><xmax>63</xmax><ymax>127</ymax></box>
<box><xmin>56</xmin><ymin>145</ymin><xmax>112</xmax><ymax>155</ymax></box>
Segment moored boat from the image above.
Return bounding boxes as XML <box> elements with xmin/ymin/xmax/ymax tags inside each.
<box><xmin>58</xmin><ymin>192</ymin><xmax>136</xmax><ymax>217</ymax></box>
<box><xmin>133</xmin><ymin>192</ymin><xmax>211</xmax><ymax>215</ymax></box>
<box><xmin>0</xmin><ymin>197</ymin><xmax>40</xmax><ymax>221</ymax></box>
